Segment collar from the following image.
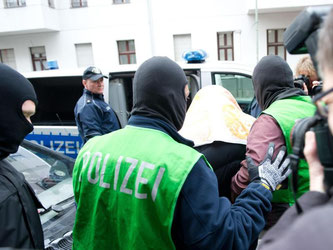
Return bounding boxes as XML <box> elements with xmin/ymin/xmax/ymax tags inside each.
<box><xmin>84</xmin><ymin>88</ymin><xmax>104</xmax><ymax>100</ymax></box>
<box><xmin>128</xmin><ymin>115</ymin><xmax>194</xmax><ymax>147</ymax></box>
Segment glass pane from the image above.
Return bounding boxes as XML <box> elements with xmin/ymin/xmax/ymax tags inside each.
<box><xmin>218</xmin><ymin>33</ymin><xmax>224</xmax><ymax>47</ymax></box>
<box><xmin>129</xmin><ymin>54</ymin><xmax>136</xmax><ymax>64</ymax></box>
<box><xmin>128</xmin><ymin>40</ymin><xmax>135</xmax><ymax>51</ymax></box>
<box><xmin>75</xmin><ymin>43</ymin><xmax>94</xmax><ymax>67</ymax></box>
<box><xmin>31</xmin><ymin>46</ymin><xmax>45</xmax><ymax>55</ymax></box>
<box><xmin>277</xmin><ymin>29</ymin><xmax>284</xmax><ymax>43</ymax></box>
<box><xmin>227</xmin><ymin>49</ymin><xmax>233</xmax><ymax>61</ymax></box>
<box><xmin>277</xmin><ymin>46</ymin><xmax>285</xmax><ymax>58</ymax></box>
<box><xmin>35</xmin><ymin>61</ymin><xmax>42</xmax><ymax>71</ymax></box>
<box><xmin>119</xmin><ymin>55</ymin><xmax>128</xmax><ymax>65</ymax></box>
<box><xmin>214</xmin><ymin>73</ymin><xmax>254</xmax><ymax>102</ymax></box>
<box><xmin>118</xmin><ymin>41</ymin><xmax>127</xmax><ymax>53</ymax></box>
<box><xmin>173</xmin><ymin>34</ymin><xmax>191</xmax><ymax>61</ymax></box>
<box><xmin>267</xmin><ymin>30</ymin><xmax>275</xmax><ymax>43</ymax></box>
<box><xmin>0</xmin><ymin>49</ymin><xmax>17</xmax><ymax>69</ymax></box>
<box><xmin>219</xmin><ymin>49</ymin><xmax>225</xmax><ymax>61</ymax></box>
<box><xmin>268</xmin><ymin>46</ymin><xmax>275</xmax><ymax>55</ymax></box>
<box><xmin>226</xmin><ymin>33</ymin><xmax>232</xmax><ymax>46</ymax></box>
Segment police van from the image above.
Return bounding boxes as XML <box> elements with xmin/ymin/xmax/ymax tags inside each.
<box><xmin>24</xmin><ymin>61</ymin><xmax>254</xmax><ymax>159</ymax></box>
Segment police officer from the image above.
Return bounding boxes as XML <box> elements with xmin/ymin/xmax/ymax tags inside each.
<box><xmin>74</xmin><ymin>66</ymin><xmax>120</xmax><ymax>144</ymax></box>
<box><xmin>72</xmin><ymin>57</ymin><xmax>291</xmax><ymax>250</ymax></box>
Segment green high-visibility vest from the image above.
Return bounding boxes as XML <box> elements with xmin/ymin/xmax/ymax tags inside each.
<box><xmin>263</xmin><ymin>96</ymin><xmax>316</xmax><ymax>205</ymax></box>
<box><xmin>72</xmin><ymin>125</ymin><xmax>207</xmax><ymax>250</ymax></box>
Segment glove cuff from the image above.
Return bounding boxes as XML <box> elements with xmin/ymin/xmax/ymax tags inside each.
<box><xmin>261</xmin><ymin>183</ymin><xmax>271</xmax><ymax>191</ymax></box>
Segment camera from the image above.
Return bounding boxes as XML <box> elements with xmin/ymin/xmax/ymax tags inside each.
<box><xmin>290</xmin><ymin>115</ymin><xmax>333</xmax><ymax>190</ymax></box>
<box><xmin>294</xmin><ymin>74</ymin><xmax>323</xmax><ymax>96</ymax></box>
<box><xmin>294</xmin><ymin>75</ymin><xmax>310</xmax><ymax>91</ymax></box>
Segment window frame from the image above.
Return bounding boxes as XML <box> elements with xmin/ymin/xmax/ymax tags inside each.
<box><xmin>4</xmin><ymin>0</ymin><xmax>26</xmax><ymax>8</ymax></box>
<box><xmin>266</xmin><ymin>29</ymin><xmax>286</xmax><ymax>60</ymax></box>
<box><xmin>48</xmin><ymin>0</ymin><xmax>55</xmax><ymax>8</ymax></box>
<box><xmin>117</xmin><ymin>40</ymin><xmax>136</xmax><ymax>65</ymax></box>
<box><xmin>0</xmin><ymin>48</ymin><xmax>16</xmax><ymax>69</ymax></box>
<box><xmin>217</xmin><ymin>32</ymin><xmax>234</xmax><ymax>61</ymax></box>
<box><xmin>113</xmin><ymin>0</ymin><xmax>130</xmax><ymax>4</ymax></box>
<box><xmin>30</xmin><ymin>46</ymin><xmax>47</xmax><ymax>71</ymax></box>
<box><xmin>71</xmin><ymin>0</ymin><xmax>88</xmax><ymax>8</ymax></box>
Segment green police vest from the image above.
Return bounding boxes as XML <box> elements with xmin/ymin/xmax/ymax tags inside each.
<box><xmin>263</xmin><ymin>96</ymin><xmax>316</xmax><ymax>205</ymax></box>
<box><xmin>72</xmin><ymin>125</ymin><xmax>207</xmax><ymax>250</ymax></box>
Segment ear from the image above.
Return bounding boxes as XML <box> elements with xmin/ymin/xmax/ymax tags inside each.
<box><xmin>82</xmin><ymin>79</ymin><xmax>87</xmax><ymax>89</ymax></box>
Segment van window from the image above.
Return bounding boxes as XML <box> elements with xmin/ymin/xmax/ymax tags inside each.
<box><xmin>213</xmin><ymin>73</ymin><xmax>254</xmax><ymax>111</ymax></box>
<box><xmin>109</xmin><ymin>70</ymin><xmax>200</xmax><ymax>126</ymax></box>
<box><xmin>29</xmin><ymin>76</ymin><xmax>82</xmax><ymax>125</ymax></box>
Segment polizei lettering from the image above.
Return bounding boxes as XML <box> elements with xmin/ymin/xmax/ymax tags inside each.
<box><xmin>79</xmin><ymin>152</ymin><xmax>165</xmax><ymax>202</ymax></box>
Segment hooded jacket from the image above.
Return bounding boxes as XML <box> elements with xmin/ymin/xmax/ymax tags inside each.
<box><xmin>131</xmin><ymin>56</ymin><xmax>188</xmax><ymax>130</ymax></box>
<box><xmin>253</xmin><ymin>55</ymin><xmax>305</xmax><ymax>110</ymax></box>
<box><xmin>0</xmin><ymin>63</ymin><xmax>44</xmax><ymax>249</ymax></box>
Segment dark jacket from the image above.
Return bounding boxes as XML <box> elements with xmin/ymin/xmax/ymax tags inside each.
<box><xmin>195</xmin><ymin>141</ymin><xmax>245</xmax><ymax>199</ymax></box>
<box><xmin>129</xmin><ymin>115</ymin><xmax>272</xmax><ymax>250</ymax></box>
<box><xmin>74</xmin><ymin>89</ymin><xmax>120</xmax><ymax>143</ymax></box>
<box><xmin>259</xmin><ymin>191</ymin><xmax>333</xmax><ymax>250</ymax></box>
<box><xmin>0</xmin><ymin>160</ymin><xmax>44</xmax><ymax>249</ymax></box>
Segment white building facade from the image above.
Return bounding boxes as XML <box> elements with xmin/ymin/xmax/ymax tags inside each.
<box><xmin>0</xmin><ymin>0</ymin><xmax>332</xmax><ymax>75</ymax></box>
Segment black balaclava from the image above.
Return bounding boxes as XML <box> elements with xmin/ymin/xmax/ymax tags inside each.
<box><xmin>253</xmin><ymin>55</ymin><xmax>305</xmax><ymax>110</ymax></box>
<box><xmin>131</xmin><ymin>57</ymin><xmax>188</xmax><ymax>130</ymax></box>
<box><xmin>0</xmin><ymin>63</ymin><xmax>37</xmax><ymax>160</ymax></box>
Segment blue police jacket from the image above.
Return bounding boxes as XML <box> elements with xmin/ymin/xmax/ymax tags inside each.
<box><xmin>74</xmin><ymin>89</ymin><xmax>120</xmax><ymax>143</ymax></box>
<box><xmin>128</xmin><ymin>115</ymin><xmax>272</xmax><ymax>250</ymax></box>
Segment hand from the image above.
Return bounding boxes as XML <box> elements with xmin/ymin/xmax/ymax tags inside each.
<box><xmin>302</xmin><ymin>82</ymin><xmax>309</xmax><ymax>95</ymax></box>
<box><xmin>247</xmin><ymin>143</ymin><xmax>292</xmax><ymax>191</ymax></box>
<box><xmin>304</xmin><ymin>131</ymin><xmax>324</xmax><ymax>192</ymax></box>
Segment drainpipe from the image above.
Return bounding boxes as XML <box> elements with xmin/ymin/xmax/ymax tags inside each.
<box><xmin>255</xmin><ymin>0</ymin><xmax>259</xmax><ymax>63</ymax></box>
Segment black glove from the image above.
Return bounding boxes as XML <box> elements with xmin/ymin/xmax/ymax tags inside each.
<box><xmin>247</xmin><ymin>142</ymin><xmax>291</xmax><ymax>191</ymax></box>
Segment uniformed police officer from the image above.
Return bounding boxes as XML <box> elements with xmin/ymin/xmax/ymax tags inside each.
<box><xmin>74</xmin><ymin>66</ymin><xmax>120</xmax><ymax>144</ymax></box>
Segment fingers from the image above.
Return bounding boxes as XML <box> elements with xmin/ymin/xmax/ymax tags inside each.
<box><xmin>304</xmin><ymin>131</ymin><xmax>320</xmax><ymax>165</ymax></box>
<box><xmin>246</xmin><ymin>156</ymin><xmax>256</xmax><ymax>167</ymax></box>
<box><xmin>279</xmin><ymin>157</ymin><xmax>291</xmax><ymax>178</ymax></box>
<box><xmin>273</xmin><ymin>146</ymin><xmax>286</xmax><ymax>167</ymax></box>
<box><xmin>264</xmin><ymin>142</ymin><xmax>275</xmax><ymax>162</ymax></box>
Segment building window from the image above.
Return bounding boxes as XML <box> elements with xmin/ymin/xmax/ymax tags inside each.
<box><xmin>267</xmin><ymin>29</ymin><xmax>286</xmax><ymax>60</ymax></box>
<box><xmin>217</xmin><ymin>32</ymin><xmax>234</xmax><ymax>61</ymax></box>
<box><xmin>173</xmin><ymin>34</ymin><xmax>192</xmax><ymax>62</ymax></box>
<box><xmin>113</xmin><ymin>0</ymin><xmax>130</xmax><ymax>4</ymax></box>
<box><xmin>75</xmin><ymin>43</ymin><xmax>94</xmax><ymax>68</ymax></box>
<box><xmin>0</xmin><ymin>48</ymin><xmax>17</xmax><ymax>69</ymax></box>
<box><xmin>71</xmin><ymin>0</ymin><xmax>87</xmax><ymax>8</ymax></box>
<box><xmin>117</xmin><ymin>40</ymin><xmax>136</xmax><ymax>65</ymax></box>
<box><xmin>48</xmin><ymin>0</ymin><xmax>55</xmax><ymax>8</ymax></box>
<box><xmin>30</xmin><ymin>46</ymin><xmax>47</xmax><ymax>71</ymax></box>
<box><xmin>4</xmin><ymin>0</ymin><xmax>26</xmax><ymax>8</ymax></box>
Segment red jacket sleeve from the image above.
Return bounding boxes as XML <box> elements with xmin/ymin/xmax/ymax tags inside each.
<box><xmin>231</xmin><ymin>114</ymin><xmax>286</xmax><ymax>197</ymax></box>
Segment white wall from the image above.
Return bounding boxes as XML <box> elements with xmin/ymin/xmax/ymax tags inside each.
<box><xmin>0</xmin><ymin>0</ymin><xmax>331</xmax><ymax>75</ymax></box>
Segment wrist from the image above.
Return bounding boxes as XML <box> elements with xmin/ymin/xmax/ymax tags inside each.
<box><xmin>261</xmin><ymin>182</ymin><xmax>271</xmax><ymax>191</ymax></box>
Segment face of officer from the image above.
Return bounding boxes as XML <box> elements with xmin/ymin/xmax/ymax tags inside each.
<box><xmin>83</xmin><ymin>77</ymin><xmax>104</xmax><ymax>95</ymax></box>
